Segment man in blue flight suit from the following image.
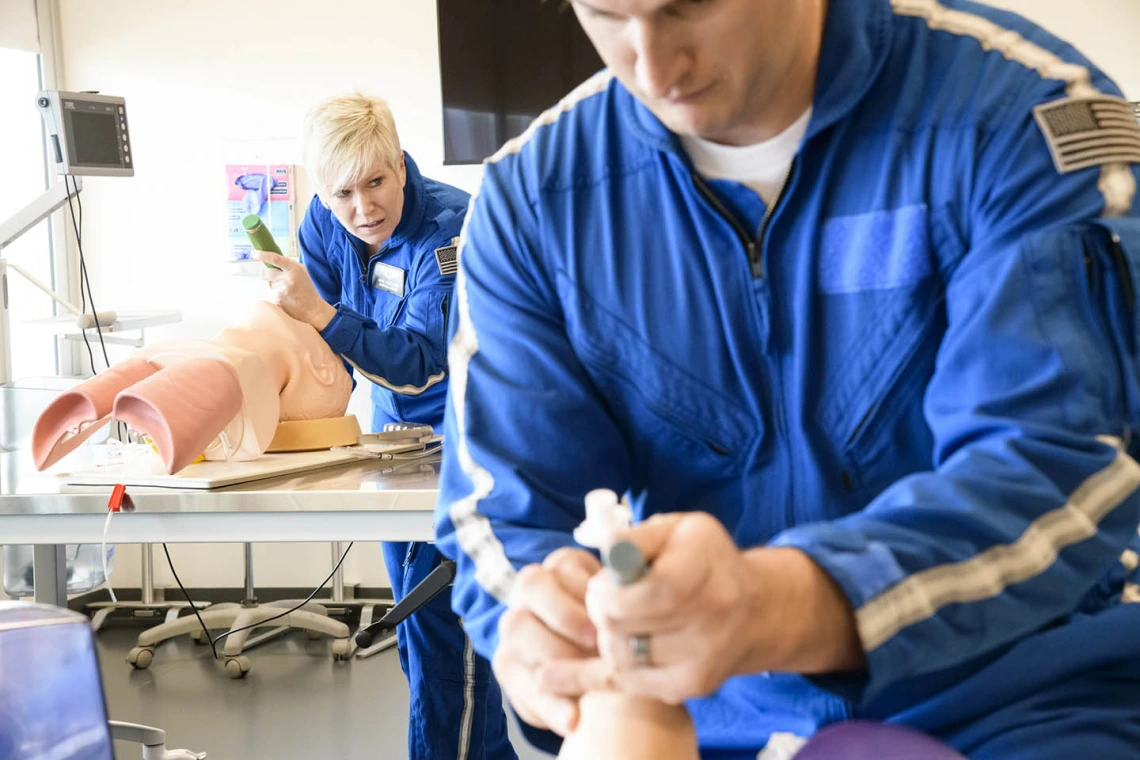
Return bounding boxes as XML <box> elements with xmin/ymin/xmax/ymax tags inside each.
<box><xmin>255</xmin><ymin>92</ymin><xmax>516</xmax><ymax>760</ymax></box>
<box><xmin>435</xmin><ymin>0</ymin><xmax>1140</xmax><ymax>757</ymax></box>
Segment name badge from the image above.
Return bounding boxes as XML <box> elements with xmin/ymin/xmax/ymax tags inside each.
<box><xmin>370</xmin><ymin>261</ymin><xmax>406</xmax><ymax>297</ymax></box>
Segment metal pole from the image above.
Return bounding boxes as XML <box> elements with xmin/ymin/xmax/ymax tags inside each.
<box><xmin>33</xmin><ymin>544</ymin><xmax>67</xmax><ymax>607</ymax></box>
<box><xmin>331</xmin><ymin>542</ymin><xmax>345</xmax><ymax>603</ymax></box>
<box><xmin>140</xmin><ymin>544</ymin><xmax>155</xmax><ymax>605</ymax></box>
<box><xmin>242</xmin><ymin>543</ymin><xmax>256</xmax><ymax>607</ymax></box>
<box><xmin>0</xmin><ymin>267</ymin><xmax>11</xmax><ymax>386</ymax></box>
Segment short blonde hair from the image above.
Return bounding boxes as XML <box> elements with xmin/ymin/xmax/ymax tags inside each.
<box><xmin>300</xmin><ymin>93</ymin><xmax>402</xmax><ymax>198</ymax></box>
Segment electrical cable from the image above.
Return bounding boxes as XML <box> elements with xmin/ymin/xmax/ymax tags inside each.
<box><xmin>100</xmin><ymin>508</ymin><xmax>117</xmax><ymax>603</ymax></box>
<box><xmin>161</xmin><ymin>543</ymin><xmax>220</xmax><ymax>660</ymax></box>
<box><xmin>72</xmin><ymin>180</ymin><xmax>111</xmax><ymax>367</ymax></box>
<box><xmin>161</xmin><ymin>541</ymin><xmax>355</xmax><ymax>661</ymax></box>
<box><xmin>99</xmin><ymin>445</ymin><xmax>151</xmax><ymax>604</ymax></box>
<box><xmin>64</xmin><ymin>179</ymin><xmax>97</xmax><ymax>378</ymax></box>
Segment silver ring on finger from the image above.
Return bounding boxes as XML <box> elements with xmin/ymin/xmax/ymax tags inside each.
<box><xmin>630</xmin><ymin>634</ymin><xmax>652</xmax><ymax>668</ymax></box>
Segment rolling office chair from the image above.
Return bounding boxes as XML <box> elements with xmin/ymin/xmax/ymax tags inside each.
<box><xmin>88</xmin><ymin>544</ymin><xmax>208</xmax><ymax>632</ymax></box>
<box><xmin>0</xmin><ymin>602</ymin><xmax>206</xmax><ymax>759</ymax></box>
<box><xmin>124</xmin><ymin>434</ymin><xmax>440</xmax><ymax>676</ymax></box>
<box><xmin>354</xmin><ymin>557</ymin><xmax>455</xmax><ymax>649</ymax></box>
<box><xmin>324</xmin><ymin>540</ymin><xmax>398</xmax><ymax>658</ymax></box>
<box><xmin>126</xmin><ymin>543</ymin><xmax>351</xmax><ymax>679</ymax></box>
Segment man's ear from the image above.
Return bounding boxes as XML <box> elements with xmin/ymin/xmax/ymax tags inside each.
<box><xmin>398</xmin><ymin>152</ymin><xmax>407</xmax><ymax>188</ymax></box>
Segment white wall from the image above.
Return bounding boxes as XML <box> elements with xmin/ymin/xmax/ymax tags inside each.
<box><xmin>50</xmin><ymin>0</ymin><xmax>486</xmax><ymax>592</ymax></box>
<box><xmin>985</xmin><ymin>0</ymin><xmax>1140</xmax><ymax>98</ymax></box>
<box><xmin>34</xmin><ymin>0</ymin><xmax>1140</xmax><ymax>595</ymax></box>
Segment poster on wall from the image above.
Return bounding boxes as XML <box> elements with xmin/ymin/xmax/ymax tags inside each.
<box><xmin>225</xmin><ymin>163</ymin><xmax>296</xmax><ymax>263</ymax></box>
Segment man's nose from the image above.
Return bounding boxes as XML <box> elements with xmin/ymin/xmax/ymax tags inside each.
<box><xmin>631</xmin><ymin>19</ymin><xmax>691</xmax><ymax>99</ymax></box>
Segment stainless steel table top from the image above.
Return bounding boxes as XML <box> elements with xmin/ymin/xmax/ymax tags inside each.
<box><xmin>0</xmin><ymin>450</ymin><xmax>439</xmax><ymax>544</ymax></box>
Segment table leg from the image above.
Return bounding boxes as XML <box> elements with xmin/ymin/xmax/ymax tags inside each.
<box><xmin>33</xmin><ymin>544</ymin><xmax>67</xmax><ymax>607</ymax></box>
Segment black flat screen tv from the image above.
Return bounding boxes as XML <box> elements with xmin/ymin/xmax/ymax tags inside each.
<box><xmin>437</xmin><ymin>0</ymin><xmax>604</xmax><ymax>165</ymax></box>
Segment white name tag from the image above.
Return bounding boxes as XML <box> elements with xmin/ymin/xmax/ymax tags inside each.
<box><xmin>370</xmin><ymin>261</ymin><xmax>406</xmax><ymax>297</ymax></box>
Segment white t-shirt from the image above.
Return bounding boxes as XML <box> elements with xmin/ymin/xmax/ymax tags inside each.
<box><xmin>681</xmin><ymin>109</ymin><xmax>813</xmax><ymax>206</ymax></box>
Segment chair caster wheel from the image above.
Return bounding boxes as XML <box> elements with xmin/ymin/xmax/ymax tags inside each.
<box><xmin>127</xmin><ymin>646</ymin><xmax>155</xmax><ymax>669</ymax></box>
<box><xmin>224</xmin><ymin>656</ymin><xmax>251</xmax><ymax>679</ymax></box>
<box><xmin>331</xmin><ymin>638</ymin><xmax>351</xmax><ymax>660</ymax></box>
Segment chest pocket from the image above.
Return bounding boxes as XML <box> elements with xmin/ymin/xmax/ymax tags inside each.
<box><xmin>556</xmin><ymin>272</ymin><xmax>759</xmax><ymax>475</ymax></box>
<box><xmin>370</xmin><ymin>290</ymin><xmax>404</xmax><ymax>329</ymax></box>
<box><xmin>1089</xmin><ymin>218</ymin><xmax>1140</xmax><ymax>451</ymax></box>
<box><xmin>814</xmin><ymin>205</ymin><xmax>955</xmax><ymax>501</ymax></box>
<box><xmin>402</xmin><ymin>287</ymin><xmax>451</xmax><ymax>360</ymax></box>
<box><xmin>358</xmin><ymin>260</ymin><xmax>405</xmax><ymax>329</ymax></box>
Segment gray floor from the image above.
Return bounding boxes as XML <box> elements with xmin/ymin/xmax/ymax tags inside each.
<box><xmin>96</xmin><ymin>620</ymin><xmax>552</xmax><ymax>760</ymax></box>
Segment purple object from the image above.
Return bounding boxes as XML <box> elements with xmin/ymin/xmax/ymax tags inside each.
<box><xmin>794</xmin><ymin>722</ymin><xmax>966</xmax><ymax>760</ymax></box>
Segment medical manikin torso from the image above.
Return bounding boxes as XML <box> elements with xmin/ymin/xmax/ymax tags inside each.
<box><xmin>32</xmin><ymin>300</ymin><xmax>353</xmax><ymax>474</ymax></box>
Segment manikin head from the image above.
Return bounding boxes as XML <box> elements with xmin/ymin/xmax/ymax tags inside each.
<box><xmin>570</xmin><ymin>0</ymin><xmax>827</xmax><ymax>145</ymax></box>
<box><xmin>301</xmin><ymin>92</ymin><xmax>407</xmax><ymax>254</ymax></box>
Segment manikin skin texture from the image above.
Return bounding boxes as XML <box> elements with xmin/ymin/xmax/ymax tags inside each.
<box><xmin>557</xmin><ymin>496</ymin><xmax>700</xmax><ymax>760</ymax></box>
<box><xmin>558</xmin><ymin>691</ymin><xmax>699</xmax><ymax>760</ymax></box>
<box><xmin>32</xmin><ymin>301</ymin><xmax>352</xmax><ymax>474</ymax></box>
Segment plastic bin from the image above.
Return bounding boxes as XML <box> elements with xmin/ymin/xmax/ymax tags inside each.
<box><xmin>1</xmin><ymin>378</ymin><xmax>115</xmax><ymax>598</ymax></box>
<box><xmin>2</xmin><ymin>543</ymin><xmax>114</xmax><ymax>597</ymax></box>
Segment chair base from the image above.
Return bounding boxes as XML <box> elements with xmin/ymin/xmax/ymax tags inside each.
<box><xmin>350</xmin><ymin>600</ymin><xmax>398</xmax><ymax>658</ymax></box>
<box><xmin>127</xmin><ymin>600</ymin><xmax>351</xmax><ymax>678</ymax></box>
<box><xmin>88</xmin><ymin>599</ymin><xmax>210</xmax><ymax>633</ymax></box>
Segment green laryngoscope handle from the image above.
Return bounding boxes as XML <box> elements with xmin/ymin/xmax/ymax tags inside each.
<box><xmin>242</xmin><ymin>214</ymin><xmax>281</xmax><ymax>269</ymax></box>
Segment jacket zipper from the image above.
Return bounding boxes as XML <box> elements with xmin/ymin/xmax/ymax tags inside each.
<box><xmin>691</xmin><ymin>173</ymin><xmax>760</xmax><ymax>275</ymax></box>
<box><xmin>840</xmin><ymin>299</ymin><xmax>941</xmax><ymax>491</ymax></box>
<box><xmin>690</xmin><ymin>159</ymin><xmax>798</xmax><ymax>278</ymax></box>
<box><xmin>689</xmin><ymin>162</ymin><xmax>801</xmax><ymax>520</ymax></box>
<box><xmin>1111</xmin><ymin>233</ymin><xmax>1134</xmax><ymax>313</ymax></box>
<box><xmin>357</xmin><ymin>244</ymin><xmax>387</xmax><ymax>283</ymax></box>
<box><xmin>846</xmin><ymin>406</ymin><xmax>875</xmax><ymax>449</ymax></box>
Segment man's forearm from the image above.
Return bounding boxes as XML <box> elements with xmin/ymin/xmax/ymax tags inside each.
<box><xmin>740</xmin><ymin>546</ymin><xmax>866</xmax><ymax>676</ymax></box>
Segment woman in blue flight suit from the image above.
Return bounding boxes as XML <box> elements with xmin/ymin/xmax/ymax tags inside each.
<box><xmin>255</xmin><ymin>92</ymin><xmax>515</xmax><ymax>760</ymax></box>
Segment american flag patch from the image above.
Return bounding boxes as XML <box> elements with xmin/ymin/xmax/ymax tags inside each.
<box><xmin>1033</xmin><ymin>96</ymin><xmax>1140</xmax><ymax>174</ymax></box>
<box><xmin>434</xmin><ymin>242</ymin><xmax>458</xmax><ymax>276</ymax></box>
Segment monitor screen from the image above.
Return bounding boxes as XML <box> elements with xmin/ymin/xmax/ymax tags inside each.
<box><xmin>0</xmin><ymin>613</ymin><xmax>114</xmax><ymax>760</ymax></box>
<box><xmin>437</xmin><ymin>0</ymin><xmax>604</xmax><ymax>164</ymax></box>
<box><xmin>68</xmin><ymin>110</ymin><xmax>123</xmax><ymax>167</ymax></box>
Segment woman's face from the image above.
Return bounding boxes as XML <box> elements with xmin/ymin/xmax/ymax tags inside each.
<box><xmin>326</xmin><ymin>153</ymin><xmax>407</xmax><ymax>251</ymax></box>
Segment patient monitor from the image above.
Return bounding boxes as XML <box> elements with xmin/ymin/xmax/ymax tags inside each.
<box><xmin>36</xmin><ymin>90</ymin><xmax>134</xmax><ymax>177</ymax></box>
<box><xmin>0</xmin><ymin>603</ymin><xmax>114</xmax><ymax>760</ymax></box>
<box><xmin>0</xmin><ymin>603</ymin><xmax>208</xmax><ymax>760</ymax></box>
<box><xmin>0</xmin><ymin>90</ymin><xmax>139</xmax><ymax>384</ymax></box>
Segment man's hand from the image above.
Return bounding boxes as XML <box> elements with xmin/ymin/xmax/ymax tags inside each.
<box><xmin>494</xmin><ymin>547</ymin><xmax>602</xmax><ymax>736</ymax></box>
<box><xmin>254</xmin><ymin>250</ymin><xmax>336</xmax><ymax>331</ymax></box>
<box><xmin>539</xmin><ymin>512</ymin><xmax>865</xmax><ymax>706</ymax></box>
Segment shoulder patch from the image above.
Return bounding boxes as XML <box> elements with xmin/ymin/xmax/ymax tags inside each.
<box><xmin>1033</xmin><ymin>96</ymin><xmax>1140</xmax><ymax>174</ymax></box>
<box><xmin>434</xmin><ymin>237</ymin><xmax>459</xmax><ymax>276</ymax></box>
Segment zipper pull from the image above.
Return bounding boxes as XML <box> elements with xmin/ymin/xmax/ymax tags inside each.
<box><xmin>748</xmin><ymin>241</ymin><xmax>762</xmax><ymax>278</ymax></box>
